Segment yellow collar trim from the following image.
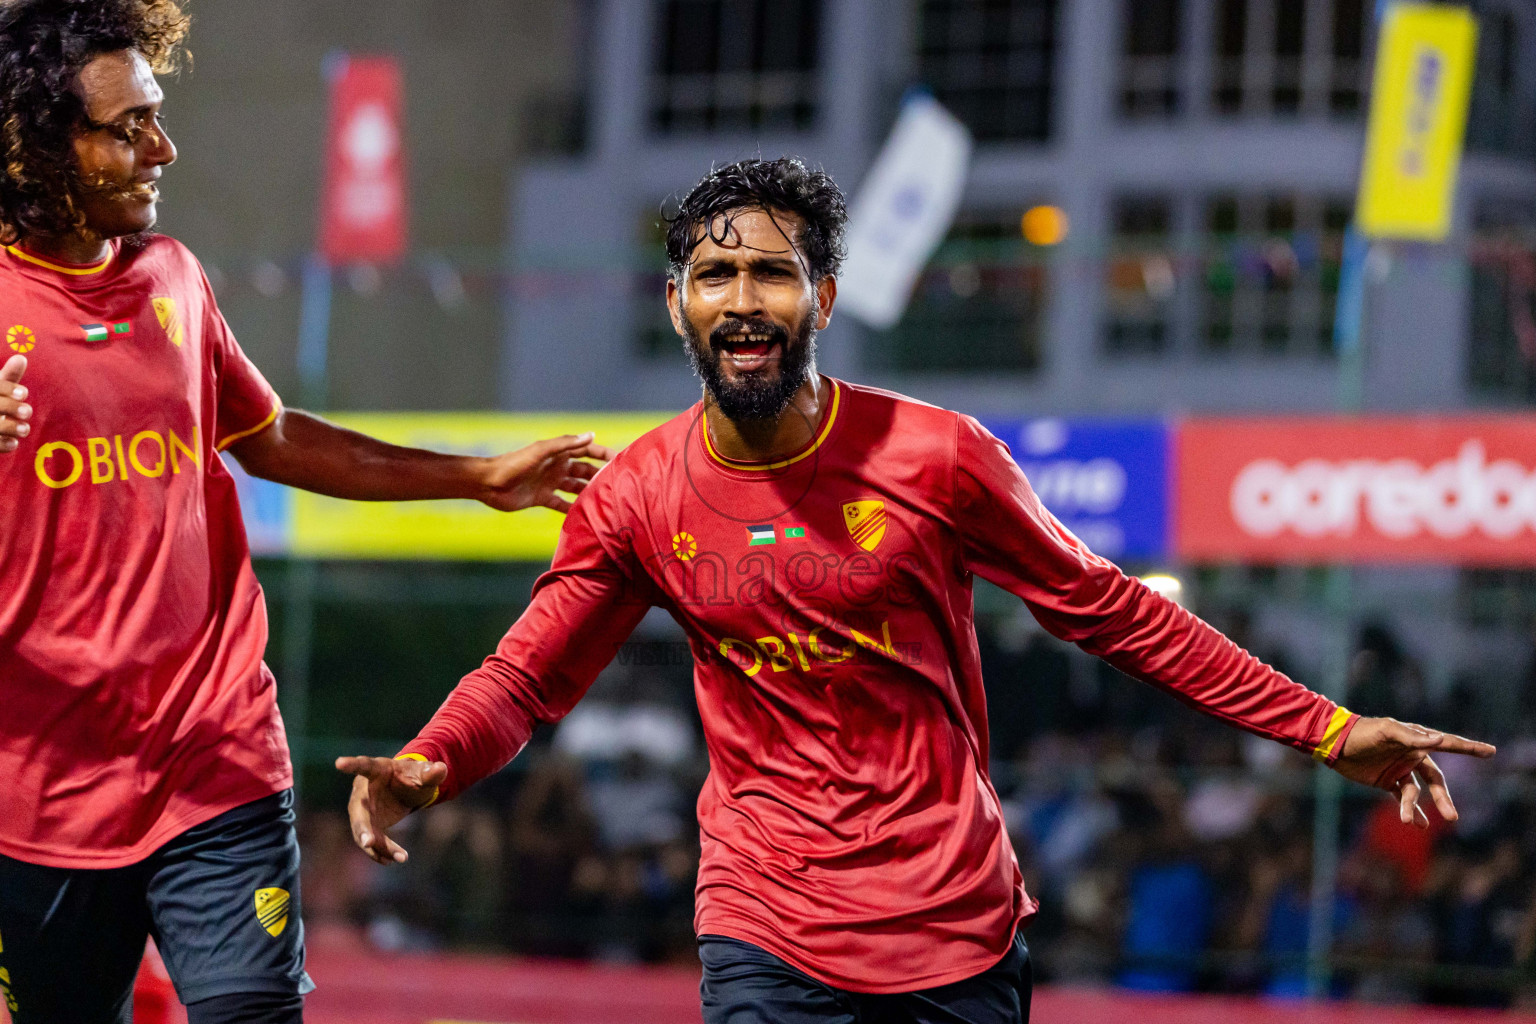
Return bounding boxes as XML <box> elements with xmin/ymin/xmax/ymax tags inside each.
<box><xmin>702</xmin><ymin>378</ymin><xmax>840</xmax><ymax>472</ymax></box>
<box><xmin>7</xmin><ymin>244</ymin><xmax>113</xmax><ymax>276</ymax></box>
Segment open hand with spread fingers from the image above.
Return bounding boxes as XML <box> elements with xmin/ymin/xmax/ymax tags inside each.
<box><xmin>0</xmin><ymin>355</ymin><xmax>30</xmax><ymax>454</ymax></box>
<box><xmin>1330</xmin><ymin>717</ymin><xmax>1496</xmax><ymax>829</ymax></box>
<box><xmin>478</xmin><ymin>432</ymin><xmax>615</xmax><ymax>514</ymax></box>
<box><xmin>335</xmin><ymin>755</ymin><xmax>448</xmax><ymax>865</ymax></box>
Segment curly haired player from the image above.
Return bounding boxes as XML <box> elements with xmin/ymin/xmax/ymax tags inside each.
<box><xmin>341</xmin><ymin>158</ymin><xmax>1496</xmax><ymax>1024</ymax></box>
<box><xmin>0</xmin><ymin>2</ymin><xmax>609</xmax><ymax>1021</ymax></box>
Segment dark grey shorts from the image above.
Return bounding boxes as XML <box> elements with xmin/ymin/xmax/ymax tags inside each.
<box><xmin>0</xmin><ymin>789</ymin><xmax>313</xmax><ymax>1024</ymax></box>
<box><xmin>699</xmin><ymin>930</ymin><xmax>1032</xmax><ymax>1024</ymax></box>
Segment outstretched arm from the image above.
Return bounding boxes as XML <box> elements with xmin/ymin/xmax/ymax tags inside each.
<box><xmin>227</xmin><ymin>408</ymin><xmax>612</xmax><ymax>512</ymax></box>
<box><xmin>201</xmin><ymin>270</ymin><xmax>608</xmax><ymax>511</ymax></box>
<box><xmin>954</xmin><ymin>415</ymin><xmax>1495</xmax><ymax>828</ymax></box>
<box><xmin>336</xmin><ymin>476</ymin><xmax>655</xmax><ymax>863</ymax></box>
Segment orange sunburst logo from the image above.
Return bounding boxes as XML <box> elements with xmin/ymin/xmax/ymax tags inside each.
<box><xmin>6</xmin><ymin>325</ymin><xmax>35</xmax><ymax>353</ymax></box>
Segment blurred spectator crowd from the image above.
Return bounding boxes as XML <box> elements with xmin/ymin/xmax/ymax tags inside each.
<box><xmin>298</xmin><ymin>610</ymin><xmax>1536</xmax><ymax>1008</ymax></box>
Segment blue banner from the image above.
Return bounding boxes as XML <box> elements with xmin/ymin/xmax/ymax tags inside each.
<box><xmin>227</xmin><ymin>461</ymin><xmax>292</xmax><ymax>557</ymax></box>
<box><xmin>976</xmin><ymin>417</ymin><xmax>1170</xmax><ymax>561</ymax></box>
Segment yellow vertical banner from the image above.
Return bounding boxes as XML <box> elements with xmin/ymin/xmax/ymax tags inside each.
<box><xmin>1355</xmin><ymin>3</ymin><xmax>1478</xmax><ymax>242</ymax></box>
<box><xmin>288</xmin><ymin>413</ymin><xmax>668</xmax><ymax>560</ymax></box>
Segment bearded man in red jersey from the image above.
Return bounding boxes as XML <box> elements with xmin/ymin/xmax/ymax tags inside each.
<box><xmin>340</xmin><ymin>158</ymin><xmax>1495</xmax><ymax>1024</ymax></box>
<box><xmin>0</xmin><ymin>2</ymin><xmax>609</xmax><ymax>1022</ymax></box>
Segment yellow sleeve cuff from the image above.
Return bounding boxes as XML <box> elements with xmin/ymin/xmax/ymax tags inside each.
<box><xmin>394</xmin><ymin>752</ymin><xmax>440</xmax><ymax>807</ymax></box>
<box><xmin>1312</xmin><ymin>707</ymin><xmax>1354</xmax><ymax>763</ymax></box>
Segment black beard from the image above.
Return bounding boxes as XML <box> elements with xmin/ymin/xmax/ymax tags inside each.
<box><xmin>683</xmin><ymin>312</ymin><xmax>816</xmax><ymax>422</ymax></box>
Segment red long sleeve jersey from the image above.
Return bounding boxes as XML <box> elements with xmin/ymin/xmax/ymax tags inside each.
<box><xmin>405</xmin><ymin>377</ymin><xmax>1357</xmax><ymax>992</ymax></box>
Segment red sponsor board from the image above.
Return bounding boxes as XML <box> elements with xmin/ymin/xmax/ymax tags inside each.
<box><xmin>1176</xmin><ymin>416</ymin><xmax>1536</xmax><ymax>566</ymax></box>
<box><xmin>318</xmin><ymin>56</ymin><xmax>406</xmax><ymax>265</ymax></box>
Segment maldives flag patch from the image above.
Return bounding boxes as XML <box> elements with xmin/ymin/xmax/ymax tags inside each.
<box><xmin>747</xmin><ymin>524</ymin><xmax>775</xmax><ymax>546</ymax></box>
<box><xmin>782</xmin><ymin>525</ymin><xmax>807</xmax><ymax>539</ymax></box>
<box><xmin>82</xmin><ymin>320</ymin><xmax>132</xmax><ymax>343</ymax></box>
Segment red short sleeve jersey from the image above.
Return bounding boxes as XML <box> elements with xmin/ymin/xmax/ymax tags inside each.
<box><xmin>404</xmin><ymin>378</ymin><xmax>1355</xmax><ymax>992</ymax></box>
<box><xmin>0</xmin><ymin>238</ymin><xmax>291</xmax><ymax>868</ymax></box>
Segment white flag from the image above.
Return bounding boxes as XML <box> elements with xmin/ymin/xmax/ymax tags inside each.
<box><xmin>838</xmin><ymin>94</ymin><xmax>973</xmax><ymax>330</ymax></box>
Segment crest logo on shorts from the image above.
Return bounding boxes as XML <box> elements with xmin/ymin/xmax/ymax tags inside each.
<box><xmin>0</xmin><ymin>927</ymin><xmax>15</xmax><ymax>1014</ymax></box>
<box><xmin>254</xmin><ymin>887</ymin><xmax>291</xmax><ymax>938</ymax></box>
<box><xmin>153</xmin><ymin>297</ymin><xmax>184</xmax><ymax>347</ymax></box>
<box><xmin>842</xmin><ymin>500</ymin><xmax>887</xmax><ymax>552</ymax></box>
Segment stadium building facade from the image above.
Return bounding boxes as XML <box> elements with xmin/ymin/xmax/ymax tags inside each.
<box><xmin>504</xmin><ymin>0</ymin><xmax>1536</xmax><ymax>419</ymax></box>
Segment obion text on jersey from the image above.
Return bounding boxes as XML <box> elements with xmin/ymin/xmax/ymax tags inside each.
<box><xmin>33</xmin><ymin>426</ymin><xmax>201</xmax><ymax>489</ymax></box>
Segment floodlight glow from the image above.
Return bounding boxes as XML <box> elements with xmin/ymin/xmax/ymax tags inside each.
<box><xmin>1022</xmin><ymin>205</ymin><xmax>1069</xmax><ymax>246</ymax></box>
<box><xmin>1141</xmin><ymin>574</ymin><xmax>1184</xmax><ymax>603</ymax></box>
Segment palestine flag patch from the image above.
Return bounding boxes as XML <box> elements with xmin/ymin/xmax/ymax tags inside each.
<box><xmin>747</xmin><ymin>524</ymin><xmax>775</xmax><ymax>546</ymax></box>
<box><xmin>82</xmin><ymin>320</ymin><xmax>133</xmax><ymax>343</ymax></box>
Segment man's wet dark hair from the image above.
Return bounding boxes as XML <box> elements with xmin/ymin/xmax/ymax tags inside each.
<box><xmin>0</xmin><ymin>0</ymin><xmax>189</xmax><ymax>244</ymax></box>
<box><xmin>665</xmin><ymin>157</ymin><xmax>848</xmax><ymax>283</ymax></box>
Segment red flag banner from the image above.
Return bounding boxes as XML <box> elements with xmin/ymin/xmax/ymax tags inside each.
<box><xmin>1176</xmin><ymin>417</ymin><xmax>1536</xmax><ymax>566</ymax></box>
<box><xmin>318</xmin><ymin>55</ymin><xmax>406</xmax><ymax>265</ymax></box>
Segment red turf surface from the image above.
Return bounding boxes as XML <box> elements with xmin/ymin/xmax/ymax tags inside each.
<box><xmin>6</xmin><ymin>931</ymin><xmax>1535</xmax><ymax>1024</ymax></box>
<box><xmin>297</xmin><ymin>930</ymin><xmax>1536</xmax><ymax>1024</ymax></box>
